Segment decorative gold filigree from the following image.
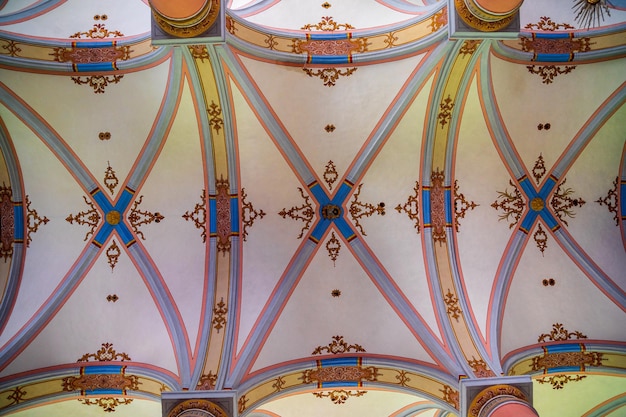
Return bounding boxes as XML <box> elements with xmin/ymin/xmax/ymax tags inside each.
<box><xmin>469</xmin><ymin>385</ymin><xmax>526</xmax><ymax>417</ymax></box>
<box><xmin>264</xmin><ymin>34</ymin><xmax>278</xmax><ymax>50</ymax></box>
<box><xmin>453</xmin><ymin>180</ymin><xmax>477</xmax><ymax>232</ymax></box>
<box><xmin>103</xmin><ymin>163</ymin><xmax>118</xmax><ymax>196</ymax></box>
<box><xmin>128</xmin><ymin>196</ymin><xmax>163</xmax><ymax>240</ymax></box>
<box><xmin>323</xmin><ymin>161</ymin><xmax>338</xmax><ymax>190</ymax></box>
<box><xmin>326</xmin><ymin>231</ymin><xmax>341</xmax><ymax>266</ymax></box>
<box><xmin>272</xmin><ymin>376</ymin><xmax>286</xmax><ymax>392</ymax></box>
<box><xmin>66</xmin><ymin>196</ymin><xmax>101</xmax><ymax>241</ymax></box>
<box><xmin>301</xmin><ymin>366</ymin><xmax>379</xmax><ymax>384</ymax></box>
<box><xmin>79</xmin><ymin>397</ymin><xmax>132</xmax><ymax>412</ymax></box>
<box><xmin>70</xmin><ymin>23</ymin><xmax>124</xmax><ymax>39</ymax></box>
<box><xmin>183</xmin><ymin>190</ymin><xmax>207</xmax><ymax>243</ymax></box>
<box><xmin>537</xmin><ymin>374</ymin><xmax>586</xmax><ymax>389</ymax></box>
<box><xmin>325</xmin><ymin>124</ymin><xmax>335</xmax><ymax>133</ymax></box>
<box><xmin>313</xmin><ymin>389</ymin><xmax>366</xmax><ymax>404</ymax></box>
<box><xmin>238</xmin><ymin>395</ymin><xmax>248</xmax><ymax>413</ymax></box>
<box><xmin>525</xmin><ymin>16</ymin><xmax>575</xmax><ymax>31</ymax></box>
<box><xmin>303</xmin><ymin>67</ymin><xmax>357</xmax><ymax>87</ymax></box>
<box><xmin>520</xmin><ymin>36</ymin><xmax>592</xmax><ymax>57</ymax></box>
<box><xmin>25</xmin><ymin>195</ymin><xmax>49</xmax><ymax>247</ymax></box>
<box><xmin>396</xmin><ymin>370</ymin><xmax>410</xmax><ymax>387</ymax></box>
<box><xmin>6</xmin><ymin>386</ymin><xmax>26</xmax><ymax>405</ymax></box>
<box><xmin>440</xmin><ymin>385</ymin><xmax>459</xmax><ymax>409</ymax></box>
<box><xmin>71</xmin><ymin>75</ymin><xmax>124</xmax><ymax>93</ymax></box>
<box><xmin>527</xmin><ymin>65</ymin><xmax>576</xmax><ymax>84</ymax></box>
<box><xmin>444</xmin><ymin>289</ymin><xmax>462</xmax><ymax>321</ymax></box>
<box><xmin>534</xmin><ymin>223</ymin><xmax>548</xmax><ymax>254</ymax></box>
<box><xmin>349</xmin><ymin>184</ymin><xmax>385</xmax><ymax>236</ymax></box>
<box><xmin>384</xmin><ymin>32</ymin><xmax>398</xmax><ymax>48</ymax></box>
<box><xmin>99</xmin><ymin>132</ymin><xmax>111</xmax><ymax>140</ymax></box>
<box><xmin>596</xmin><ymin>177</ymin><xmax>619</xmax><ymax>225</ymax></box>
<box><xmin>106</xmin><ymin>240</ymin><xmax>121</xmax><ymax>271</ymax></box>
<box><xmin>212</xmin><ymin>297</ymin><xmax>227</xmax><ymax>333</ymax></box>
<box><xmin>0</xmin><ymin>185</ymin><xmax>12</xmax><ymax>261</ymax></box>
<box><xmin>106</xmin><ymin>294</ymin><xmax>118</xmax><ymax>302</ymax></box>
<box><xmin>301</xmin><ymin>16</ymin><xmax>355</xmax><ymax>31</ymax></box>
<box><xmin>531</xmin><ymin>351</ymin><xmax>604</xmax><ymax>371</ymax></box>
<box><xmin>51</xmin><ymin>45</ymin><xmax>131</xmax><ymax>64</ymax></box>
<box><xmin>279</xmin><ymin>187</ymin><xmax>315</xmax><ymax>239</ymax></box>
<box><xmin>551</xmin><ymin>178</ymin><xmax>585</xmax><ymax>227</ymax></box>
<box><xmin>197</xmin><ymin>371</ymin><xmax>217</xmax><ymax>390</ymax></box>
<box><xmin>395</xmin><ymin>181</ymin><xmax>420</xmax><ymax>233</ymax></box>
<box><xmin>460</xmin><ymin>40</ymin><xmax>481</xmax><ymax>56</ymax></box>
<box><xmin>62</xmin><ymin>373</ymin><xmax>139</xmax><ymax>392</ymax></box>
<box><xmin>189</xmin><ymin>44</ymin><xmax>210</xmax><ymax>61</ymax></box>
<box><xmin>538</xmin><ymin>323</ymin><xmax>587</xmax><ymax>342</ymax></box>
<box><xmin>78</xmin><ymin>342</ymin><xmax>131</xmax><ymax>362</ymax></box>
<box><xmin>241</xmin><ymin>188</ymin><xmax>265</xmax><ymax>242</ymax></box>
<box><xmin>226</xmin><ymin>16</ymin><xmax>237</xmax><ymax>35</ymax></box>
<box><xmin>215</xmin><ymin>177</ymin><xmax>231</xmax><ymax>255</ymax></box>
<box><xmin>468</xmin><ymin>357</ymin><xmax>495</xmax><ymax>378</ymax></box>
<box><xmin>312</xmin><ymin>335</ymin><xmax>366</xmax><ymax>355</ymax></box>
<box><xmin>322</xmin><ymin>2</ymin><xmax>331</xmax><ymax>8</ymax></box>
<box><xmin>491</xmin><ymin>180</ymin><xmax>525</xmax><ymax>228</ymax></box>
<box><xmin>431</xmin><ymin>169</ymin><xmax>447</xmax><ymax>244</ymax></box>
<box><xmin>1</xmin><ymin>40</ymin><xmax>21</xmax><ymax>57</ymax></box>
<box><xmin>438</xmin><ymin>95</ymin><xmax>454</xmax><ymax>128</ymax></box>
<box><xmin>532</xmin><ymin>154</ymin><xmax>546</xmax><ymax>184</ymax></box>
<box><xmin>429</xmin><ymin>9</ymin><xmax>448</xmax><ymax>32</ymax></box>
<box><xmin>207</xmin><ymin>101</ymin><xmax>224</xmax><ymax>134</ymax></box>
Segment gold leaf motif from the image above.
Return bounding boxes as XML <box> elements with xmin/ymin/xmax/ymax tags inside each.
<box><xmin>538</xmin><ymin>323</ymin><xmax>587</xmax><ymax>343</ymax></box>
<box><xmin>596</xmin><ymin>177</ymin><xmax>619</xmax><ymax>225</ymax></box>
<box><xmin>106</xmin><ymin>240</ymin><xmax>121</xmax><ymax>271</ymax></box>
<box><xmin>128</xmin><ymin>196</ymin><xmax>163</xmax><ymax>240</ymax></box>
<box><xmin>444</xmin><ymin>289</ymin><xmax>462</xmax><ymax>321</ymax></box>
<box><xmin>348</xmin><ymin>184</ymin><xmax>385</xmax><ymax>236</ymax></box>
<box><xmin>527</xmin><ymin>65</ymin><xmax>576</xmax><ymax>84</ymax></box>
<box><xmin>66</xmin><ymin>196</ymin><xmax>101</xmax><ymax>241</ymax></box>
<box><xmin>453</xmin><ymin>180</ymin><xmax>477</xmax><ymax>232</ymax></box>
<box><xmin>79</xmin><ymin>397</ymin><xmax>132</xmax><ymax>412</ymax></box>
<box><xmin>533</xmin><ymin>223</ymin><xmax>548</xmax><ymax>255</ymax></box>
<box><xmin>325</xmin><ymin>231</ymin><xmax>341</xmax><ymax>266</ymax></box>
<box><xmin>491</xmin><ymin>180</ymin><xmax>525</xmax><ymax>229</ymax></box>
<box><xmin>26</xmin><ymin>195</ymin><xmax>49</xmax><ymax>246</ymax></box>
<box><xmin>313</xmin><ymin>389</ymin><xmax>366</xmax><ymax>404</ymax></box>
<box><xmin>71</xmin><ymin>75</ymin><xmax>124</xmax><ymax>94</ymax></box>
<box><xmin>312</xmin><ymin>335</ymin><xmax>366</xmax><ymax>355</ymax></box>
<box><xmin>78</xmin><ymin>342</ymin><xmax>131</xmax><ymax>362</ymax></box>
<box><xmin>536</xmin><ymin>374</ymin><xmax>586</xmax><ymax>389</ymax></box>
<box><xmin>550</xmin><ymin>178</ymin><xmax>585</xmax><ymax>227</ymax></box>
<box><xmin>279</xmin><ymin>187</ymin><xmax>314</xmax><ymax>239</ymax></box>
<box><xmin>396</xmin><ymin>181</ymin><xmax>420</xmax><ymax>233</ymax></box>
<box><xmin>212</xmin><ymin>297</ymin><xmax>228</xmax><ymax>333</ymax></box>
<box><xmin>70</xmin><ymin>24</ymin><xmax>124</xmax><ymax>39</ymax></box>
<box><xmin>241</xmin><ymin>188</ymin><xmax>265</xmax><ymax>242</ymax></box>
<box><xmin>303</xmin><ymin>67</ymin><xmax>357</xmax><ymax>87</ymax></box>
<box><xmin>183</xmin><ymin>190</ymin><xmax>207</xmax><ymax>243</ymax></box>
<box><xmin>437</xmin><ymin>95</ymin><xmax>454</xmax><ymax>128</ymax></box>
<box><xmin>301</xmin><ymin>16</ymin><xmax>355</xmax><ymax>31</ymax></box>
<box><xmin>197</xmin><ymin>371</ymin><xmax>217</xmax><ymax>390</ymax></box>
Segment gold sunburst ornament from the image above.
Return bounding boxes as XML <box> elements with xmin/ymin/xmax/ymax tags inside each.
<box><xmin>573</xmin><ymin>0</ymin><xmax>610</xmax><ymax>29</ymax></box>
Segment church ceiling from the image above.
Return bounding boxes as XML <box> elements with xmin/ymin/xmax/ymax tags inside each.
<box><xmin>0</xmin><ymin>0</ymin><xmax>624</xmax><ymax>416</ymax></box>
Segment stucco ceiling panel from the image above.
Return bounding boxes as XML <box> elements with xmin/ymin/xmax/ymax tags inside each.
<box><xmin>0</xmin><ymin>61</ymin><xmax>171</xmax><ymax>197</ymax></box>
<box><xmin>489</xmin><ymin>54</ymin><xmax>626</xmax><ymax>179</ymax></box>
<box><xmin>235</xmin><ymin>53</ymin><xmax>427</xmax><ymax>194</ymax></box>
<box><xmin>453</xmin><ymin>77</ymin><xmax>515</xmax><ymax>341</ymax></box>
<box><xmin>500</xmin><ymin>227</ymin><xmax>626</xmax><ymax>357</ymax></box>
<box><xmin>128</xmin><ymin>78</ymin><xmax>207</xmax><ymax>352</ymax></box>
<box><xmin>1</xmin><ymin>233</ymin><xmax>179</xmax><ymax>377</ymax></box>
<box><xmin>533</xmin><ymin>375</ymin><xmax>626</xmax><ymax>417</ymax></box>
<box><xmin>561</xmin><ymin>105</ymin><xmax>626</xmax><ymax>285</ymax></box>
<box><xmin>1</xmin><ymin>0</ymin><xmax>150</xmax><ymax>39</ymax></box>
<box><xmin>255</xmin><ymin>389</ymin><xmax>437</xmax><ymax>417</ymax></box>
<box><xmin>0</xmin><ymin>103</ymin><xmax>92</xmax><ymax>348</ymax></box>
<box><xmin>351</xmin><ymin>74</ymin><xmax>441</xmax><ymax>342</ymax></box>
<box><xmin>251</xmin><ymin>230</ymin><xmax>438</xmax><ymax>373</ymax></box>
<box><xmin>240</xmin><ymin>0</ymin><xmax>414</xmax><ymax>30</ymax></box>
<box><xmin>5</xmin><ymin>397</ymin><xmax>160</xmax><ymax>417</ymax></box>
<box><xmin>519</xmin><ymin>0</ymin><xmax>626</xmax><ymax>29</ymax></box>
<box><xmin>231</xmin><ymin>77</ymin><xmax>312</xmax><ymax>354</ymax></box>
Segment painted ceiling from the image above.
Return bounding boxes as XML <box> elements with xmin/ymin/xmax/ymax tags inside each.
<box><xmin>0</xmin><ymin>0</ymin><xmax>625</xmax><ymax>416</ymax></box>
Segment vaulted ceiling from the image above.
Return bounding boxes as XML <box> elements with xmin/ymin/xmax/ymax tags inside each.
<box><xmin>0</xmin><ymin>1</ymin><xmax>625</xmax><ymax>416</ymax></box>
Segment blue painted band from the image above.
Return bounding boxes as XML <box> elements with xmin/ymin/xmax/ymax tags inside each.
<box><xmin>333</xmin><ymin>182</ymin><xmax>353</xmax><ymax>203</ymax></box>
<box><xmin>116</xmin><ymin>189</ymin><xmax>135</xmax><ymax>211</ymax></box>
<box><xmin>444</xmin><ymin>189</ymin><xmax>452</xmax><ymax>224</ymax></box>
<box><xmin>75</xmin><ymin>63</ymin><xmax>116</xmax><ymax>72</ymax></box>
<box><xmin>209</xmin><ymin>197</ymin><xmax>217</xmax><ymax>234</ymax></box>
<box><xmin>547</xmin><ymin>365</ymin><xmax>581</xmax><ymax>373</ymax></box>
<box><xmin>335</xmin><ymin>217</ymin><xmax>355</xmax><ymax>240</ymax></box>
<box><xmin>73</xmin><ymin>41</ymin><xmax>115</xmax><ymax>48</ymax></box>
<box><xmin>94</xmin><ymin>223</ymin><xmax>114</xmax><ymax>244</ymax></box>
<box><xmin>116</xmin><ymin>223</ymin><xmax>135</xmax><ymax>245</ymax></box>
<box><xmin>85</xmin><ymin>389</ymin><xmax>124</xmax><ymax>395</ymax></box>
<box><xmin>230</xmin><ymin>197</ymin><xmax>239</xmax><ymax>233</ymax></box>
<box><xmin>311</xmin><ymin>219</ymin><xmax>331</xmax><ymax>241</ymax></box>
<box><xmin>320</xmin><ymin>357</ymin><xmax>358</xmax><ymax>367</ymax></box>
<box><xmin>309</xmin><ymin>183</ymin><xmax>330</xmax><ymax>204</ymax></box>
<box><xmin>545</xmin><ymin>344</ymin><xmax>582</xmax><ymax>354</ymax></box>
<box><xmin>519</xmin><ymin>211</ymin><xmax>538</xmax><ymax>232</ymax></box>
<box><xmin>534</xmin><ymin>33</ymin><xmax>571</xmax><ymax>39</ymax></box>
<box><xmin>539</xmin><ymin>210</ymin><xmax>559</xmax><ymax>230</ymax></box>
<box><xmin>92</xmin><ymin>190</ymin><xmax>113</xmax><ymax>212</ymax></box>
<box><xmin>321</xmin><ymin>380</ymin><xmax>358</xmax><ymax>387</ymax></box>
<box><xmin>620</xmin><ymin>182</ymin><xmax>625</xmax><ymax>218</ymax></box>
<box><xmin>538</xmin><ymin>176</ymin><xmax>557</xmax><ymax>200</ymax></box>
<box><xmin>309</xmin><ymin>55</ymin><xmax>350</xmax><ymax>65</ymax></box>
<box><xmin>535</xmin><ymin>53</ymin><xmax>571</xmax><ymax>62</ymax></box>
<box><xmin>519</xmin><ymin>177</ymin><xmax>538</xmax><ymax>199</ymax></box>
<box><xmin>83</xmin><ymin>365</ymin><xmax>124</xmax><ymax>374</ymax></box>
<box><xmin>13</xmin><ymin>205</ymin><xmax>23</xmax><ymax>240</ymax></box>
<box><xmin>308</xmin><ymin>33</ymin><xmax>349</xmax><ymax>41</ymax></box>
<box><xmin>422</xmin><ymin>190</ymin><xmax>431</xmax><ymax>224</ymax></box>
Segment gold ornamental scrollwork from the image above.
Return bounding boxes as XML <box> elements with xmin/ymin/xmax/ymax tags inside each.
<box><xmin>152</xmin><ymin>0</ymin><xmax>220</xmax><ymax>38</ymax></box>
<box><xmin>167</xmin><ymin>399</ymin><xmax>228</xmax><ymax>417</ymax></box>
<box><xmin>468</xmin><ymin>384</ymin><xmax>527</xmax><ymax>417</ymax></box>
